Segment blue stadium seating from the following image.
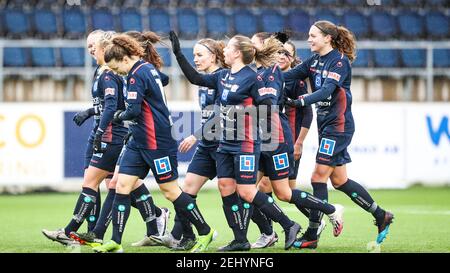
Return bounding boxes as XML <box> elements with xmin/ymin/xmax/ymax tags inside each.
<box><xmin>296</xmin><ymin>48</ymin><xmax>313</xmax><ymax>62</ymax></box>
<box><xmin>178</xmin><ymin>0</ymin><xmax>201</xmax><ymax>6</ymax></box>
<box><xmin>373</xmin><ymin>49</ymin><xmax>399</xmax><ymax>67</ymax></box>
<box><xmin>343</xmin><ymin>0</ymin><xmax>366</xmax><ymax>6</ymax></box>
<box><xmin>34</xmin><ymin>9</ymin><xmax>58</xmax><ymax>37</ymax></box>
<box><xmin>317</xmin><ymin>0</ymin><xmax>340</xmax><ymax>5</ymax></box>
<box><xmin>433</xmin><ymin>49</ymin><xmax>450</xmax><ymax>68</ymax></box>
<box><xmin>400</xmin><ymin>49</ymin><xmax>426</xmax><ymax>67</ymax></box>
<box><xmin>3</xmin><ymin>47</ymin><xmax>27</xmax><ymax>67</ymax></box>
<box><xmin>181</xmin><ymin>47</ymin><xmax>195</xmax><ymax>67</ymax></box>
<box><xmin>91</xmin><ymin>8</ymin><xmax>115</xmax><ymax>31</ymax></box>
<box><xmin>122</xmin><ymin>0</ymin><xmax>144</xmax><ymax>8</ymax></box>
<box><xmin>60</xmin><ymin>48</ymin><xmax>85</xmax><ymax>67</ymax></box>
<box><xmin>63</xmin><ymin>8</ymin><xmax>86</xmax><ymax>38</ymax></box>
<box><xmin>312</xmin><ymin>9</ymin><xmax>340</xmax><ymax>25</ymax></box>
<box><xmin>4</xmin><ymin>9</ymin><xmax>30</xmax><ymax>37</ymax></box>
<box><xmin>157</xmin><ymin>48</ymin><xmax>171</xmax><ymax>67</ymax></box>
<box><xmin>397</xmin><ymin>0</ymin><xmax>422</xmax><ymax>5</ymax></box>
<box><xmin>31</xmin><ymin>48</ymin><xmax>55</xmax><ymax>67</ymax></box>
<box><xmin>120</xmin><ymin>9</ymin><xmax>142</xmax><ymax>32</ymax></box>
<box><xmin>353</xmin><ymin>49</ymin><xmax>371</xmax><ymax>68</ymax></box>
<box><xmin>205</xmin><ymin>8</ymin><xmax>229</xmax><ymax>38</ymax></box>
<box><xmin>233</xmin><ymin>9</ymin><xmax>258</xmax><ymax>37</ymax></box>
<box><xmin>425</xmin><ymin>11</ymin><xmax>449</xmax><ymax>39</ymax></box>
<box><xmin>289</xmin><ymin>0</ymin><xmax>309</xmax><ymax>4</ymax></box>
<box><xmin>426</xmin><ymin>0</ymin><xmax>446</xmax><ymax>6</ymax></box>
<box><xmin>398</xmin><ymin>11</ymin><xmax>424</xmax><ymax>39</ymax></box>
<box><xmin>260</xmin><ymin>9</ymin><xmax>285</xmax><ymax>33</ymax></box>
<box><xmin>287</xmin><ymin>10</ymin><xmax>310</xmax><ymax>39</ymax></box>
<box><xmin>177</xmin><ymin>9</ymin><xmax>200</xmax><ymax>39</ymax></box>
<box><xmin>342</xmin><ymin>11</ymin><xmax>369</xmax><ymax>39</ymax></box>
<box><xmin>235</xmin><ymin>0</ymin><xmax>258</xmax><ymax>5</ymax></box>
<box><xmin>370</xmin><ymin>11</ymin><xmax>397</xmax><ymax>39</ymax></box>
<box><xmin>148</xmin><ymin>8</ymin><xmax>171</xmax><ymax>35</ymax></box>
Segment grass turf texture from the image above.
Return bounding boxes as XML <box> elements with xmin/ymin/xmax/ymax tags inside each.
<box><xmin>1</xmin><ymin>186</ymin><xmax>449</xmax><ymax>253</ymax></box>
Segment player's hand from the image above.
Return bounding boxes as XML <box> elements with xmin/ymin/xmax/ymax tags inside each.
<box><xmin>123</xmin><ymin>132</ymin><xmax>132</xmax><ymax>145</ymax></box>
<box><xmin>169</xmin><ymin>31</ymin><xmax>181</xmax><ymax>56</ymax></box>
<box><xmin>178</xmin><ymin>135</ymin><xmax>197</xmax><ymax>153</ymax></box>
<box><xmin>93</xmin><ymin>130</ymin><xmax>107</xmax><ymax>153</ymax></box>
<box><xmin>294</xmin><ymin>142</ymin><xmax>303</xmax><ymax>161</ymax></box>
<box><xmin>113</xmin><ymin>110</ymin><xmax>124</xmax><ymax>124</ymax></box>
<box><xmin>284</xmin><ymin>97</ymin><xmax>303</xmax><ymax>108</ymax></box>
<box><xmin>73</xmin><ymin>109</ymin><xmax>92</xmax><ymax>126</ymax></box>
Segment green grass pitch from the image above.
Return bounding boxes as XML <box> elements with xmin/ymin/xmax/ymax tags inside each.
<box><xmin>1</xmin><ymin>186</ymin><xmax>449</xmax><ymax>253</ymax></box>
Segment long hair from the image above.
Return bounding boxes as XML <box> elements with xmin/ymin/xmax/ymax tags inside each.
<box><xmin>197</xmin><ymin>38</ymin><xmax>229</xmax><ymax>69</ymax></box>
<box><xmin>232</xmin><ymin>35</ymin><xmax>256</xmax><ymax>65</ymax></box>
<box><xmin>285</xmin><ymin>40</ymin><xmax>301</xmax><ymax>68</ymax></box>
<box><xmin>104</xmin><ymin>35</ymin><xmax>144</xmax><ymax>63</ymax></box>
<box><xmin>255</xmin><ymin>36</ymin><xmax>284</xmax><ymax>68</ymax></box>
<box><xmin>124</xmin><ymin>31</ymin><xmax>164</xmax><ymax>69</ymax></box>
<box><xmin>313</xmin><ymin>20</ymin><xmax>356</xmax><ymax>62</ymax></box>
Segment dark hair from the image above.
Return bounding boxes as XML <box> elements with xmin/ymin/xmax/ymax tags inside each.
<box><xmin>104</xmin><ymin>35</ymin><xmax>144</xmax><ymax>63</ymax></box>
<box><xmin>197</xmin><ymin>38</ymin><xmax>229</xmax><ymax>69</ymax></box>
<box><xmin>284</xmin><ymin>40</ymin><xmax>301</xmax><ymax>68</ymax></box>
<box><xmin>124</xmin><ymin>31</ymin><xmax>163</xmax><ymax>69</ymax></box>
<box><xmin>253</xmin><ymin>32</ymin><xmax>272</xmax><ymax>42</ymax></box>
<box><xmin>313</xmin><ymin>20</ymin><xmax>356</xmax><ymax>62</ymax></box>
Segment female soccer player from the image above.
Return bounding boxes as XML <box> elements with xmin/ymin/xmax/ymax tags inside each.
<box><xmin>169</xmin><ymin>31</ymin><xmax>301</xmax><ymax>251</ymax></box>
<box><xmin>92</xmin><ymin>35</ymin><xmax>215</xmax><ymax>253</ymax></box>
<box><xmin>284</xmin><ymin>21</ymin><xmax>394</xmax><ymax>249</ymax></box>
<box><xmin>42</xmin><ymin>30</ymin><xmax>128</xmax><ymax>246</ymax></box>
<box><xmin>151</xmin><ymin>38</ymin><xmax>226</xmax><ymax>251</ymax></box>
<box><xmin>248</xmin><ymin>32</ymin><xmax>343</xmax><ymax>249</ymax></box>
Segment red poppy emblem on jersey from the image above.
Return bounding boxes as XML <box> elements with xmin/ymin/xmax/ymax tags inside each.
<box><xmin>268</xmin><ymin>75</ymin><xmax>274</xmax><ymax>81</ymax></box>
<box><xmin>337</xmin><ymin>61</ymin><xmax>343</xmax><ymax>67</ymax></box>
<box><xmin>257</xmin><ymin>75</ymin><xmax>263</xmax><ymax>81</ymax></box>
<box><xmin>130</xmin><ymin>78</ymin><xmax>136</xmax><ymax>84</ymax></box>
<box><xmin>299</xmin><ymin>81</ymin><xmax>305</xmax><ymax>87</ymax></box>
<box><xmin>104</xmin><ymin>75</ymin><xmax>110</xmax><ymax>81</ymax></box>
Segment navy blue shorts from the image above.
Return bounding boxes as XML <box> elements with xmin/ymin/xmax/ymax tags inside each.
<box><xmin>259</xmin><ymin>143</ymin><xmax>294</xmax><ymax>181</ymax></box>
<box><xmin>316</xmin><ymin>132</ymin><xmax>353</xmax><ymax>166</ymax></box>
<box><xmin>289</xmin><ymin>158</ymin><xmax>300</xmax><ymax>180</ymax></box>
<box><xmin>216</xmin><ymin>151</ymin><xmax>260</xmax><ymax>185</ymax></box>
<box><xmin>186</xmin><ymin>145</ymin><xmax>217</xmax><ymax>180</ymax></box>
<box><xmin>119</xmin><ymin>144</ymin><xmax>178</xmax><ymax>183</ymax></box>
<box><xmin>84</xmin><ymin>140</ymin><xmax>123</xmax><ymax>173</ymax></box>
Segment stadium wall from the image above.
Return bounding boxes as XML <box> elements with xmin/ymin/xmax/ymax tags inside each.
<box><xmin>0</xmin><ymin>102</ymin><xmax>449</xmax><ymax>191</ymax></box>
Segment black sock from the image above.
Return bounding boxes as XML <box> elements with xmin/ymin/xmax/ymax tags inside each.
<box><xmin>173</xmin><ymin>192</ymin><xmax>210</xmax><ymax>236</ymax></box>
<box><xmin>154</xmin><ymin>206</ymin><xmax>162</xmax><ymax>217</ymax></box>
<box><xmin>265</xmin><ymin>192</ymin><xmax>274</xmax><ymax>228</ymax></box>
<box><xmin>111</xmin><ymin>193</ymin><xmax>131</xmax><ymax>244</ymax></box>
<box><xmin>252</xmin><ymin>191</ymin><xmax>293</xmax><ymax>231</ymax></box>
<box><xmin>87</xmin><ymin>189</ymin><xmax>101</xmax><ymax>232</ymax></box>
<box><xmin>130</xmin><ymin>184</ymin><xmax>158</xmax><ymax>236</ymax></box>
<box><xmin>305</xmin><ymin>182</ymin><xmax>328</xmax><ymax>239</ymax></box>
<box><xmin>171</xmin><ymin>194</ymin><xmax>196</xmax><ymax>240</ymax></box>
<box><xmin>250</xmin><ymin>192</ymin><xmax>273</xmax><ymax>235</ymax></box>
<box><xmin>64</xmin><ymin>187</ymin><xmax>97</xmax><ymax>236</ymax></box>
<box><xmin>222</xmin><ymin>192</ymin><xmax>247</xmax><ymax>242</ymax></box>
<box><xmin>93</xmin><ymin>188</ymin><xmax>115</xmax><ymax>240</ymax></box>
<box><xmin>290</xmin><ymin>189</ymin><xmax>335</xmax><ymax>214</ymax></box>
<box><xmin>299</xmin><ymin>207</ymin><xmax>311</xmax><ymax>218</ymax></box>
<box><xmin>239</xmin><ymin>197</ymin><xmax>253</xmax><ymax>239</ymax></box>
<box><xmin>337</xmin><ymin>179</ymin><xmax>385</xmax><ymax>220</ymax></box>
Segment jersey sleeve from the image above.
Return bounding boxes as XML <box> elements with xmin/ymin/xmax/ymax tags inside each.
<box><xmin>283</xmin><ymin>55</ymin><xmax>312</xmax><ymax>82</ymax></box>
<box><xmin>98</xmin><ymin>72</ymin><xmax>119</xmax><ymax>132</ymax></box>
<box><xmin>119</xmin><ymin>73</ymin><xmax>146</xmax><ymax>121</ymax></box>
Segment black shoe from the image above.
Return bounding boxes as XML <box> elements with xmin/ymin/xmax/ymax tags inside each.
<box><xmin>292</xmin><ymin>235</ymin><xmax>318</xmax><ymax>249</ymax></box>
<box><xmin>374</xmin><ymin>211</ymin><xmax>394</xmax><ymax>244</ymax></box>
<box><xmin>171</xmin><ymin>236</ymin><xmax>196</xmax><ymax>251</ymax></box>
<box><xmin>217</xmin><ymin>240</ymin><xmax>251</xmax><ymax>252</ymax></box>
<box><xmin>284</xmin><ymin>222</ymin><xmax>301</xmax><ymax>250</ymax></box>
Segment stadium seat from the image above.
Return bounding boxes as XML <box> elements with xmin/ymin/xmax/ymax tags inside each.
<box><xmin>373</xmin><ymin>49</ymin><xmax>399</xmax><ymax>68</ymax></box>
<box><xmin>157</xmin><ymin>48</ymin><xmax>171</xmax><ymax>67</ymax></box>
<box><xmin>31</xmin><ymin>48</ymin><xmax>56</xmax><ymax>67</ymax></box>
<box><xmin>205</xmin><ymin>8</ymin><xmax>229</xmax><ymax>39</ymax></box>
<box><xmin>119</xmin><ymin>9</ymin><xmax>143</xmax><ymax>32</ymax></box>
<box><xmin>260</xmin><ymin>9</ymin><xmax>285</xmax><ymax>34</ymax></box>
<box><xmin>353</xmin><ymin>49</ymin><xmax>371</xmax><ymax>68</ymax></box>
<box><xmin>3</xmin><ymin>47</ymin><xmax>28</xmax><ymax>67</ymax></box>
<box><xmin>4</xmin><ymin>9</ymin><xmax>30</xmax><ymax>38</ymax></box>
<box><xmin>177</xmin><ymin>8</ymin><xmax>200</xmax><ymax>39</ymax></box>
<box><xmin>425</xmin><ymin>0</ymin><xmax>447</xmax><ymax>6</ymax></box>
<box><xmin>342</xmin><ymin>10</ymin><xmax>370</xmax><ymax>39</ymax></box>
<box><xmin>296</xmin><ymin>48</ymin><xmax>313</xmax><ymax>62</ymax></box>
<box><xmin>233</xmin><ymin>9</ymin><xmax>258</xmax><ymax>37</ymax></box>
<box><xmin>343</xmin><ymin>0</ymin><xmax>366</xmax><ymax>6</ymax></box>
<box><xmin>312</xmin><ymin>9</ymin><xmax>340</xmax><ymax>25</ymax></box>
<box><xmin>287</xmin><ymin>10</ymin><xmax>311</xmax><ymax>39</ymax></box>
<box><xmin>181</xmin><ymin>47</ymin><xmax>195</xmax><ymax>67</ymax></box>
<box><xmin>289</xmin><ymin>0</ymin><xmax>310</xmax><ymax>5</ymax></box>
<box><xmin>234</xmin><ymin>0</ymin><xmax>258</xmax><ymax>5</ymax></box>
<box><xmin>316</xmin><ymin>0</ymin><xmax>340</xmax><ymax>5</ymax></box>
<box><xmin>63</xmin><ymin>8</ymin><xmax>86</xmax><ymax>38</ymax></box>
<box><xmin>425</xmin><ymin>11</ymin><xmax>449</xmax><ymax>39</ymax></box>
<box><xmin>397</xmin><ymin>0</ymin><xmax>422</xmax><ymax>6</ymax></box>
<box><xmin>260</xmin><ymin>0</ymin><xmax>284</xmax><ymax>5</ymax></box>
<box><xmin>398</xmin><ymin>11</ymin><xmax>424</xmax><ymax>39</ymax></box>
<box><xmin>370</xmin><ymin>11</ymin><xmax>397</xmax><ymax>39</ymax></box>
<box><xmin>60</xmin><ymin>48</ymin><xmax>85</xmax><ymax>67</ymax></box>
<box><xmin>148</xmin><ymin>8</ymin><xmax>171</xmax><ymax>36</ymax></box>
<box><xmin>91</xmin><ymin>8</ymin><xmax>115</xmax><ymax>31</ymax></box>
<box><xmin>122</xmin><ymin>0</ymin><xmax>144</xmax><ymax>8</ymax></box>
<box><xmin>400</xmin><ymin>49</ymin><xmax>426</xmax><ymax>68</ymax></box>
<box><xmin>433</xmin><ymin>49</ymin><xmax>450</xmax><ymax>68</ymax></box>
<box><xmin>178</xmin><ymin>0</ymin><xmax>200</xmax><ymax>7</ymax></box>
<box><xmin>33</xmin><ymin>9</ymin><xmax>59</xmax><ymax>38</ymax></box>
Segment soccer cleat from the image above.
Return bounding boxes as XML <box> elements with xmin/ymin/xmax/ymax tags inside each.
<box><xmin>375</xmin><ymin>211</ymin><xmax>394</xmax><ymax>244</ymax></box>
<box><xmin>251</xmin><ymin>232</ymin><xmax>278</xmax><ymax>249</ymax></box>
<box><xmin>156</xmin><ymin>207</ymin><xmax>170</xmax><ymax>236</ymax></box>
<box><xmin>328</xmin><ymin>204</ymin><xmax>344</xmax><ymax>237</ymax></box>
<box><xmin>171</xmin><ymin>236</ymin><xmax>197</xmax><ymax>251</ymax></box>
<box><xmin>190</xmin><ymin>228</ymin><xmax>217</xmax><ymax>253</ymax></box>
<box><xmin>217</xmin><ymin>240</ymin><xmax>251</xmax><ymax>252</ymax></box>
<box><xmin>42</xmin><ymin>228</ymin><xmax>76</xmax><ymax>246</ymax></box>
<box><xmin>284</xmin><ymin>222</ymin><xmax>301</xmax><ymax>250</ymax></box>
<box><xmin>317</xmin><ymin>218</ymin><xmax>327</xmax><ymax>237</ymax></box>
<box><xmin>131</xmin><ymin>235</ymin><xmax>159</xmax><ymax>247</ymax></box>
<box><xmin>92</xmin><ymin>240</ymin><xmax>123</xmax><ymax>253</ymax></box>
<box><xmin>292</xmin><ymin>235</ymin><xmax>318</xmax><ymax>249</ymax></box>
<box><xmin>70</xmin><ymin>231</ymin><xmax>103</xmax><ymax>247</ymax></box>
<box><xmin>149</xmin><ymin>232</ymin><xmax>180</xmax><ymax>249</ymax></box>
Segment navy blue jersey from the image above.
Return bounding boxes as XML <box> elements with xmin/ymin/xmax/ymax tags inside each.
<box><xmin>89</xmin><ymin>67</ymin><xmax>128</xmax><ymax>144</ymax></box>
<box><xmin>124</xmin><ymin>60</ymin><xmax>176</xmax><ymax>150</ymax></box>
<box><xmin>284</xmin><ymin>49</ymin><xmax>354</xmax><ymax>134</ymax></box>
<box><xmin>284</xmin><ymin>78</ymin><xmax>313</xmax><ymax>140</ymax></box>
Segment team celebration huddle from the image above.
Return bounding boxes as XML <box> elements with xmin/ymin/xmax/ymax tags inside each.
<box><xmin>41</xmin><ymin>20</ymin><xmax>394</xmax><ymax>253</ymax></box>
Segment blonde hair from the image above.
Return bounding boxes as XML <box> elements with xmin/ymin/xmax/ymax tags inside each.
<box><xmin>255</xmin><ymin>36</ymin><xmax>284</xmax><ymax>68</ymax></box>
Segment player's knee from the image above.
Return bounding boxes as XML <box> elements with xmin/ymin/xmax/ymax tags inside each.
<box><xmin>311</xmin><ymin>170</ymin><xmax>328</xmax><ymax>182</ymax></box>
<box><xmin>258</xmin><ymin>179</ymin><xmax>272</xmax><ymax>193</ymax></box>
<box><xmin>238</xmin><ymin>190</ymin><xmax>253</xmax><ymax>203</ymax></box>
<box><xmin>218</xmin><ymin>180</ymin><xmax>235</xmax><ymax>196</ymax></box>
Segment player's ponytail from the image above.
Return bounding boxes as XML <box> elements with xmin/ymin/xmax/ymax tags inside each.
<box><xmin>232</xmin><ymin>35</ymin><xmax>256</xmax><ymax>65</ymax></box>
<box><xmin>254</xmin><ymin>36</ymin><xmax>284</xmax><ymax>68</ymax></box>
<box><xmin>197</xmin><ymin>38</ymin><xmax>230</xmax><ymax>69</ymax></box>
<box><xmin>104</xmin><ymin>35</ymin><xmax>144</xmax><ymax>63</ymax></box>
<box><xmin>314</xmin><ymin>20</ymin><xmax>356</xmax><ymax>63</ymax></box>
<box><xmin>124</xmin><ymin>31</ymin><xmax>164</xmax><ymax>69</ymax></box>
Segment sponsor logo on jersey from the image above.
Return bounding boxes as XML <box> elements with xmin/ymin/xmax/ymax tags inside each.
<box><xmin>257</xmin><ymin>75</ymin><xmax>263</xmax><ymax>81</ymax></box>
<box><xmin>315</xmin><ymin>75</ymin><xmax>322</xmax><ymax>88</ymax></box>
<box><xmin>337</xmin><ymin>61</ymin><xmax>343</xmax><ymax>67</ymax></box>
<box><xmin>230</xmin><ymin>84</ymin><xmax>239</xmax><ymax>92</ymax></box>
<box><xmin>105</xmin><ymin>88</ymin><xmax>115</xmax><ymax>96</ymax></box>
<box><xmin>322</xmin><ymin>70</ymin><xmax>328</xmax><ymax>78</ymax></box>
<box><xmin>268</xmin><ymin>75</ymin><xmax>275</xmax><ymax>81</ymax></box>
<box><xmin>311</xmin><ymin>60</ymin><xmax>318</xmax><ymax>67</ymax></box>
<box><xmin>272</xmin><ymin>152</ymin><xmax>289</xmax><ymax>171</ymax></box>
<box><xmin>129</xmin><ymin>78</ymin><xmax>136</xmax><ymax>85</ymax></box>
<box><xmin>328</xmin><ymin>72</ymin><xmax>341</xmax><ymax>82</ymax></box>
<box><xmin>154</xmin><ymin>156</ymin><xmax>172</xmax><ymax>175</ymax></box>
<box><xmin>127</xmin><ymin>91</ymin><xmax>137</xmax><ymax>99</ymax></box>
<box><xmin>319</xmin><ymin>138</ymin><xmax>336</xmax><ymax>156</ymax></box>
<box><xmin>239</xmin><ymin>155</ymin><xmax>255</xmax><ymax>172</ymax></box>
<box><xmin>221</xmin><ymin>89</ymin><xmax>229</xmax><ymax>101</ymax></box>
<box><xmin>258</xmin><ymin>87</ymin><xmax>277</xmax><ymax>96</ymax></box>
